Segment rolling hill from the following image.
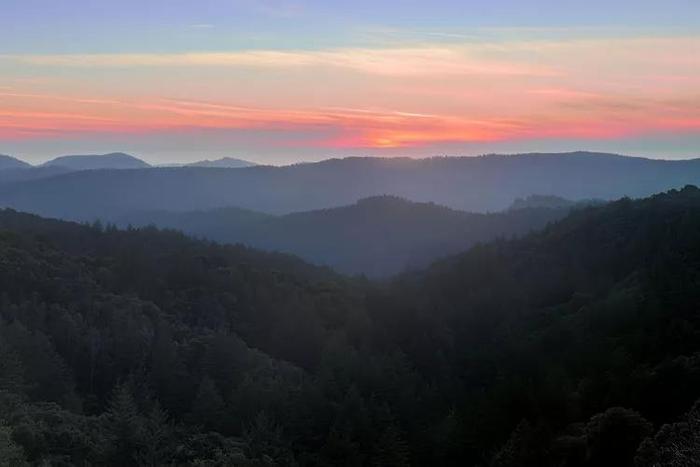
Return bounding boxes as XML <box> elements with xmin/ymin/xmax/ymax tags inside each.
<box><xmin>375</xmin><ymin>185</ymin><xmax>700</xmax><ymax>464</ymax></box>
<box><xmin>0</xmin><ymin>153</ymin><xmax>152</xmax><ymax>186</ymax></box>
<box><xmin>117</xmin><ymin>196</ymin><xmax>573</xmax><ymax>277</ymax></box>
<box><xmin>2</xmin><ymin>188</ymin><xmax>700</xmax><ymax>464</ymax></box>
<box><xmin>41</xmin><ymin>152</ymin><xmax>151</xmax><ymax>170</ymax></box>
<box><xmin>0</xmin><ymin>154</ymin><xmax>32</xmax><ymax>170</ymax></box>
<box><xmin>0</xmin><ymin>152</ymin><xmax>699</xmax><ymax>220</ymax></box>
<box><xmin>0</xmin><ymin>166</ymin><xmax>74</xmax><ymax>185</ymax></box>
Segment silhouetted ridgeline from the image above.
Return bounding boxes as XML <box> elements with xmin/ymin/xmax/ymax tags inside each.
<box><xmin>2</xmin><ymin>187</ymin><xmax>700</xmax><ymax>464</ymax></box>
<box><xmin>508</xmin><ymin>194</ymin><xmax>602</xmax><ymax>210</ymax></box>
<box><xmin>0</xmin><ymin>154</ymin><xmax>32</xmax><ymax>170</ymax></box>
<box><xmin>117</xmin><ymin>196</ymin><xmax>573</xmax><ymax>277</ymax></box>
<box><xmin>0</xmin><ymin>166</ymin><xmax>74</xmax><ymax>185</ymax></box>
<box><xmin>40</xmin><ymin>152</ymin><xmax>151</xmax><ymax>170</ymax></box>
<box><xmin>0</xmin><ymin>152</ymin><xmax>259</xmax><ymax>186</ymax></box>
<box><xmin>185</xmin><ymin>157</ymin><xmax>257</xmax><ymax>168</ymax></box>
<box><xmin>1</xmin><ymin>152</ymin><xmax>700</xmax><ymax>220</ymax></box>
<box><xmin>0</xmin><ymin>152</ymin><xmax>150</xmax><ymax>185</ymax></box>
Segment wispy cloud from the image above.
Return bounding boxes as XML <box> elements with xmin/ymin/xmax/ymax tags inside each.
<box><xmin>3</xmin><ymin>90</ymin><xmax>700</xmax><ymax>149</ymax></box>
<box><xmin>1</xmin><ymin>33</ymin><xmax>699</xmax><ymax>153</ymax></box>
<box><xmin>0</xmin><ymin>46</ymin><xmax>557</xmax><ymax>77</ymax></box>
<box><xmin>4</xmin><ymin>34</ymin><xmax>697</xmax><ymax>79</ymax></box>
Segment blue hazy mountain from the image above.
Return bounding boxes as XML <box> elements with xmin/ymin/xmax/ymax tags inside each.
<box><xmin>2</xmin><ymin>152</ymin><xmax>700</xmax><ymax>221</ymax></box>
<box><xmin>0</xmin><ymin>154</ymin><xmax>32</xmax><ymax>170</ymax></box>
<box><xmin>117</xmin><ymin>196</ymin><xmax>575</xmax><ymax>277</ymax></box>
<box><xmin>0</xmin><ymin>153</ymin><xmax>151</xmax><ymax>185</ymax></box>
<box><xmin>41</xmin><ymin>152</ymin><xmax>151</xmax><ymax>170</ymax></box>
<box><xmin>0</xmin><ymin>166</ymin><xmax>74</xmax><ymax>185</ymax></box>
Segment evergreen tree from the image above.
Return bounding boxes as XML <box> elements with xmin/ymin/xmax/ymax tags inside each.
<box><xmin>136</xmin><ymin>403</ymin><xmax>173</xmax><ymax>467</ymax></box>
<box><xmin>103</xmin><ymin>383</ymin><xmax>143</xmax><ymax>464</ymax></box>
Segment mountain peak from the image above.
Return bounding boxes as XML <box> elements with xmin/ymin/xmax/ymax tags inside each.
<box><xmin>42</xmin><ymin>152</ymin><xmax>151</xmax><ymax>170</ymax></box>
<box><xmin>0</xmin><ymin>154</ymin><xmax>32</xmax><ymax>170</ymax></box>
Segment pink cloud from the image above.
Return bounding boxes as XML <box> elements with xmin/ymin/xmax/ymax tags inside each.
<box><xmin>1</xmin><ymin>34</ymin><xmax>699</xmax><ymax>152</ymax></box>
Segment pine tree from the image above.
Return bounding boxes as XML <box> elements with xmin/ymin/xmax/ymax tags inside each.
<box><xmin>135</xmin><ymin>403</ymin><xmax>172</xmax><ymax>467</ymax></box>
<box><xmin>103</xmin><ymin>383</ymin><xmax>143</xmax><ymax>464</ymax></box>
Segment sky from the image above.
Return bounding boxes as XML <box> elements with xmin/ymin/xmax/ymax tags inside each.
<box><xmin>1</xmin><ymin>0</ymin><xmax>699</xmax><ymax>165</ymax></box>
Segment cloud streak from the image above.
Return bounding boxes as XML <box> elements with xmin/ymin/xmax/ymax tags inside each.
<box><xmin>2</xmin><ymin>91</ymin><xmax>699</xmax><ymax>150</ymax></box>
<box><xmin>1</xmin><ymin>33</ymin><xmax>699</xmax><ymax>156</ymax></box>
<box><xmin>1</xmin><ymin>47</ymin><xmax>557</xmax><ymax>77</ymax></box>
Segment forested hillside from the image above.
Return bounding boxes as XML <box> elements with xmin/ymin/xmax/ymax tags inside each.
<box><xmin>378</xmin><ymin>185</ymin><xmax>700</xmax><ymax>465</ymax></box>
<box><xmin>118</xmin><ymin>196</ymin><xmax>571</xmax><ymax>277</ymax></box>
<box><xmin>2</xmin><ymin>188</ymin><xmax>700</xmax><ymax>465</ymax></box>
<box><xmin>0</xmin><ymin>211</ymin><xmax>369</xmax><ymax>465</ymax></box>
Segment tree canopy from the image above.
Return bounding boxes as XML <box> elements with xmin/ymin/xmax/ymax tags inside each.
<box><xmin>3</xmin><ymin>186</ymin><xmax>700</xmax><ymax>464</ymax></box>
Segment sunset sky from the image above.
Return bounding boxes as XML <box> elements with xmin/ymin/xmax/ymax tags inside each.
<box><xmin>1</xmin><ymin>0</ymin><xmax>699</xmax><ymax>164</ymax></box>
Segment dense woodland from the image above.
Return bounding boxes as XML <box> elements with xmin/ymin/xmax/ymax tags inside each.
<box><xmin>2</xmin><ymin>187</ymin><xmax>700</xmax><ymax>465</ymax></box>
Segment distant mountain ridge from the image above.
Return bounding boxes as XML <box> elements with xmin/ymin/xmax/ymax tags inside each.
<box><xmin>0</xmin><ymin>154</ymin><xmax>32</xmax><ymax>170</ymax></box>
<box><xmin>0</xmin><ymin>166</ymin><xmax>74</xmax><ymax>185</ymax></box>
<box><xmin>508</xmin><ymin>194</ymin><xmax>603</xmax><ymax>210</ymax></box>
<box><xmin>0</xmin><ymin>152</ymin><xmax>152</xmax><ymax>172</ymax></box>
<box><xmin>0</xmin><ymin>152</ymin><xmax>148</xmax><ymax>186</ymax></box>
<box><xmin>41</xmin><ymin>152</ymin><xmax>151</xmax><ymax>170</ymax></box>
<box><xmin>116</xmin><ymin>195</ymin><xmax>575</xmax><ymax>277</ymax></box>
<box><xmin>2</xmin><ymin>151</ymin><xmax>700</xmax><ymax>220</ymax></box>
<box><xmin>186</xmin><ymin>157</ymin><xmax>257</xmax><ymax>168</ymax></box>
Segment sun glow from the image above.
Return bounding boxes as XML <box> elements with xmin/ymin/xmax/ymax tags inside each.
<box><xmin>1</xmin><ymin>34</ymin><xmax>699</xmax><ymax>158</ymax></box>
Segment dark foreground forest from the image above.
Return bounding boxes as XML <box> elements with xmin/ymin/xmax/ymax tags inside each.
<box><xmin>3</xmin><ymin>187</ymin><xmax>700</xmax><ymax>465</ymax></box>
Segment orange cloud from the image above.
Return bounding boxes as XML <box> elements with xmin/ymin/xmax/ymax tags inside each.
<box><xmin>1</xmin><ymin>34</ymin><xmax>699</xmax><ymax>152</ymax></box>
<box><xmin>2</xmin><ymin>91</ymin><xmax>700</xmax><ymax>150</ymax></box>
